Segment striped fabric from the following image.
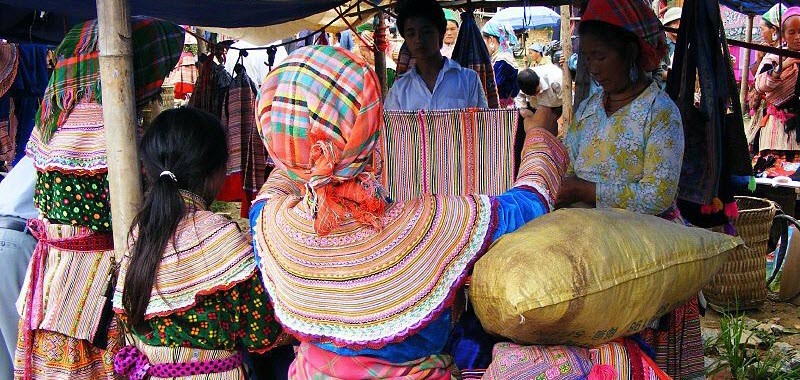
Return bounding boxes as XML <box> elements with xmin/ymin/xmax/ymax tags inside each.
<box><xmin>581</xmin><ymin>0</ymin><xmax>667</xmax><ymax>71</ymax></box>
<box><xmin>222</xmin><ymin>68</ymin><xmax>267</xmax><ymax>193</ymax></box>
<box><xmin>15</xmin><ymin>221</ymin><xmax>115</xmax><ymax>343</ymax></box>
<box><xmin>381</xmin><ymin>109</ymin><xmax>518</xmax><ymax>201</ymax></box>
<box><xmin>590</xmin><ymin>339</ymin><xmax>672</xmax><ymax>380</ymax></box>
<box><xmin>452</xmin><ymin>10</ymin><xmax>500</xmax><ymax>108</ymax></box>
<box><xmin>26</xmin><ymin>102</ymin><xmax>106</xmax><ymax>173</ymax></box>
<box><xmin>0</xmin><ymin>42</ymin><xmax>18</xmax><ymax>98</ymax></box>
<box><xmin>254</xmin><ymin>192</ymin><xmax>494</xmax><ymax>348</ymax></box>
<box><xmin>0</xmin><ymin>98</ymin><xmax>15</xmax><ymax>162</ymax></box>
<box><xmin>112</xmin><ymin>199</ymin><xmax>256</xmax><ymax>319</ymax></box>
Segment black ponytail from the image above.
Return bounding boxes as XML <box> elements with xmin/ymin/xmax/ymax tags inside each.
<box><xmin>123</xmin><ymin>107</ymin><xmax>228</xmax><ymax>328</ymax></box>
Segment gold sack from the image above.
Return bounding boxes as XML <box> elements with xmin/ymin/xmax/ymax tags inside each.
<box><xmin>469</xmin><ymin>208</ymin><xmax>743</xmax><ymax>346</ymax></box>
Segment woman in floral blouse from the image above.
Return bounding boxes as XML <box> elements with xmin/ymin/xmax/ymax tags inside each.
<box><xmin>557</xmin><ymin>0</ymin><xmax>703</xmax><ymax>379</ymax></box>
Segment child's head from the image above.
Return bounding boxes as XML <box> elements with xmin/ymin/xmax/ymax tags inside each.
<box><xmin>518</xmin><ymin>68</ymin><xmax>541</xmax><ymax>96</ymax></box>
<box><xmin>123</xmin><ymin>107</ymin><xmax>227</xmax><ymax>328</ymax></box>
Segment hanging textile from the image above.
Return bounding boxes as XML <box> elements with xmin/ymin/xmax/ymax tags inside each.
<box><xmin>381</xmin><ymin>109</ymin><xmax>518</xmax><ymax>201</ymax></box>
<box><xmin>188</xmin><ymin>58</ymin><xmax>232</xmax><ymax>119</ymax></box>
<box><xmin>668</xmin><ymin>0</ymin><xmax>752</xmax><ymax>227</ymax></box>
<box><xmin>168</xmin><ymin>52</ymin><xmax>197</xmax><ymax>101</ymax></box>
<box><xmin>8</xmin><ymin>44</ymin><xmax>50</xmax><ymax>166</ymax></box>
<box><xmin>452</xmin><ymin>10</ymin><xmax>500</xmax><ymax>109</ymax></box>
<box><xmin>218</xmin><ymin>65</ymin><xmax>268</xmax><ymax>217</ymax></box>
<box><xmin>0</xmin><ymin>42</ymin><xmax>19</xmax><ymax>163</ymax></box>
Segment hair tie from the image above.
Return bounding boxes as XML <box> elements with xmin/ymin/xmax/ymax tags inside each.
<box><xmin>159</xmin><ymin>170</ymin><xmax>177</xmax><ymax>182</ymax></box>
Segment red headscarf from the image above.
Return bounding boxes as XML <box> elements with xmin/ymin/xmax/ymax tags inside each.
<box><xmin>581</xmin><ymin>0</ymin><xmax>668</xmax><ymax>72</ymax></box>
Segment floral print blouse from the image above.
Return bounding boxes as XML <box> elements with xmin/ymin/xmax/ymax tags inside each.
<box><xmin>563</xmin><ymin>81</ymin><xmax>684</xmax><ymax>216</ymax></box>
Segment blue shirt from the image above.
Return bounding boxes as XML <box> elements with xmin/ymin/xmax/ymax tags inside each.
<box><xmin>384</xmin><ymin>58</ymin><xmax>488</xmax><ymax>110</ymax></box>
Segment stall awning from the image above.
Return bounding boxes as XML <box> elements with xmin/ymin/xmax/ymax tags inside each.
<box><xmin>719</xmin><ymin>0</ymin><xmax>800</xmax><ymax>16</ymax></box>
<box><xmin>0</xmin><ymin>0</ymin><xmax>350</xmax><ymax>28</ymax></box>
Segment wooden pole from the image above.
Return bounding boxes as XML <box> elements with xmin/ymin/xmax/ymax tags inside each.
<box><xmin>739</xmin><ymin>14</ymin><xmax>754</xmax><ymax>113</ymax></box>
<box><xmin>96</xmin><ymin>0</ymin><xmax>142</xmax><ymax>261</ymax></box>
<box><xmin>374</xmin><ymin>14</ymin><xmax>388</xmax><ymax>98</ymax></box>
<box><xmin>560</xmin><ymin>5</ymin><xmax>573</xmax><ymax>126</ymax></box>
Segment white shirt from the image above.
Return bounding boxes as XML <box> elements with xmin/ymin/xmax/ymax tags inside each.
<box><xmin>224</xmin><ymin>40</ymin><xmax>288</xmax><ymax>87</ymax></box>
<box><xmin>0</xmin><ymin>156</ymin><xmax>38</xmax><ymax>220</ymax></box>
<box><xmin>384</xmin><ymin>58</ymin><xmax>488</xmax><ymax>110</ymax></box>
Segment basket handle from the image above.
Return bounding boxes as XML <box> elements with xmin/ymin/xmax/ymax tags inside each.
<box><xmin>768</xmin><ymin>214</ymin><xmax>800</xmax><ymax>286</ymax></box>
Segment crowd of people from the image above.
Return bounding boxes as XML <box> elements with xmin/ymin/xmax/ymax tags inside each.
<box><xmin>0</xmin><ymin>0</ymin><xmax>759</xmax><ymax>379</ymax></box>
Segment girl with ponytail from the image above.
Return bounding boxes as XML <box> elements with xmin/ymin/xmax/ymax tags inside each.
<box><xmin>112</xmin><ymin>108</ymin><xmax>285</xmax><ymax>379</ymax></box>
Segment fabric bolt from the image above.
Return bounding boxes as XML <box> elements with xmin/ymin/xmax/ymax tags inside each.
<box><xmin>36</xmin><ymin>17</ymin><xmax>183</xmax><ymax>143</ymax></box>
<box><xmin>384</xmin><ymin>57</ymin><xmax>488</xmax><ymax>110</ymax></box>
<box><xmin>26</xmin><ymin>102</ymin><xmax>107</xmax><ymax>173</ymax></box>
<box><xmin>581</xmin><ymin>0</ymin><xmax>668</xmax><ymax>71</ymax></box>
<box><xmin>0</xmin><ymin>43</ymin><xmax>19</xmax><ymax>99</ymax></box>
<box><xmin>564</xmin><ymin>81</ymin><xmax>684</xmax><ymax>216</ymax></box>
<box><xmin>289</xmin><ymin>341</ymin><xmax>456</xmax><ymax>380</ymax></box>
<box><xmin>14</xmin><ymin>319</ymin><xmax>120</xmax><ymax>380</ymax></box>
<box><xmin>380</xmin><ymin>109</ymin><xmax>518</xmax><ymax>201</ymax></box>
<box><xmin>481</xmin><ymin>343</ymin><xmax>594</xmax><ymax>380</ymax></box>
<box><xmin>452</xmin><ymin>11</ymin><xmax>500</xmax><ymax>108</ymax></box>
<box><xmin>33</xmin><ymin>170</ymin><xmax>111</xmax><ymax>232</ymax></box>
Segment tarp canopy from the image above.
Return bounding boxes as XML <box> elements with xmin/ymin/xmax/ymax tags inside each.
<box><xmin>202</xmin><ymin>1</ymin><xmax>385</xmax><ymax>45</ymax></box>
<box><xmin>719</xmin><ymin>0</ymin><xmax>800</xmax><ymax>15</ymax></box>
<box><xmin>0</xmin><ymin>0</ymin><xmax>350</xmax><ymax>28</ymax></box>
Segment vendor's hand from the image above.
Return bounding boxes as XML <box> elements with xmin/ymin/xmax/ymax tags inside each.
<box><xmin>558</xmin><ymin>55</ymin><xmax>566</xmax><ymax>66</ymax></box>
<box><xmin>556</xmin><ymin>177</ymin><xmax>596</xmax><ymax>209</ymax></box>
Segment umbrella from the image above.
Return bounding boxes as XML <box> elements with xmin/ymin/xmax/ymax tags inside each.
<box><xmin>490</xmin><ymin>6</ymin><xmax>559</xmax><ymax>31</ymax></box>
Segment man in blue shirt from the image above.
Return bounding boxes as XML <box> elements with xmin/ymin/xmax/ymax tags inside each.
<box><xmin>384</xmin><ymin>0</ymin><xmax>487</xmax><ymax>110</ymax></box>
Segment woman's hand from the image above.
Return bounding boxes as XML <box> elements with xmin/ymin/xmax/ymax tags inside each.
<box><xmin>556</xmin><ymin>177</ymin><xmax>597</xmax><ymax>208</ymax></box>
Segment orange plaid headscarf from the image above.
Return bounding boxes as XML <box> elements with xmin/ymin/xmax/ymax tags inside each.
<box><xmin>256</xmin><ymin>45</ymin><xmax>386</xmax><ymax>236</ymax></box>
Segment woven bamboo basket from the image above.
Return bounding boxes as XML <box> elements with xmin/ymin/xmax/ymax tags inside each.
<box><xmin>703</xmin><ymin>197</ymin><xmax>778</xmax><ymax>311</ymax></box>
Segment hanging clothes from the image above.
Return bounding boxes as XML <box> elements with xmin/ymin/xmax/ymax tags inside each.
<box><xmin>188</xmin><ymin>57</ymin><xmax>232</xmax><ymax>119</ymax></box>
<box><xmin>452</xmin><ymin>11</ymin><xmax>500</xmax><ymax>108</ymax></box>
<box><xmin>218</xmin><ymin>65</ymin><xmax>268</xmax><ymax>217</ymax></box>
<box><xmin>168</xmin><ymin>52</ymin><xmax>197</xmax><ymax>101</ymax></box>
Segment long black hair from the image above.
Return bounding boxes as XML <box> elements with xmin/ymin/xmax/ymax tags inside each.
<box><xmin>123</xmin><ymin>107</ymin><xmax>228</xmax><ymax>328</ymax></box>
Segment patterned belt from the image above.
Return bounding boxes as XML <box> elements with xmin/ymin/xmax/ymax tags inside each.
<box><xmin>114</xmin><ymin>345</ymin><xmax>243</xmax><ymax>380</ymax></box>
<box><xmin>20</xmin><ymin>219</ymin><xmax>114</xmax><ymax>380</ymax></box>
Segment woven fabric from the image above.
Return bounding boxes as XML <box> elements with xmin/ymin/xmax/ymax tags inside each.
<box><xmin>15</xmin><ymin>221</ymin><xmax>115</xmax><ymax>343</ymax></box>
<box><xmin>453</xmin><ymin>11</ymin><xmax>500</xmax><ymax>108</ymax></box>
<box><xmin>590</xmin><ymin>339</ymin><xmax>672</xmax><ymax>380</ymax></box>
<box><xmin>256</xmin><ymin>45</ymin><xmax>385</xmax><ymax>236</ymax></box>
<box><xmin>26</xmin><ymin>102</ymin><xmax>106</xmax><ymax>173</ymax></box>
<box><xmin>36</xmin><ymin>17</ymin><xmax>183</xmax><ymax>143</ymax></box>
<box><xmin>482</xmin><ymin>343</ymin><xmax>593</xmax><ymax>380</ymax></box>
<box><xmin>638</xmin><ymin>299</ymin><xmax>704</xmax><ymax>379</ymax></box>
<box><xmin>581</xmin><ymin>0</ymin><xmax>668</xmax><ymax>71</ymax></box>
<box><xmin>0</xmin><ymin>42</ymin><xmax>19</xmax><ymax>98</ymax></box>
<box><xmin>223</xmin><ymin>68</ymin><xmax>267</xmax><ymax>193</ymax></box>
<box><xmin>289</xmin><ymin>342</ymin><xmax>455</xmax><ymax>380</ymax></box>
<box><xmin>381</xmin><ymin>109</ymin><xmax>518</xmax><ymax>201</ymax></box>
<box><xmin>112</xmin><ymin>196</ymin><xmax>256</xmax><ymax>320</ymax></box>
<box><xmin>14</xmin><ymin>320</ymin><xmax>119</xmax><ymax>380</ymax></box>
<box><xmin>254</xmin><ymin>190</ymin><xmax>494</xmax><ymax>348</ymax></box>
<box><xmin>0</xmin><ymin>97</ymin><xmax>16</xmax><ymax>162</ymax></box>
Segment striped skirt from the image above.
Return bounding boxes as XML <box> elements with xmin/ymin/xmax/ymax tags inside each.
<box><xmin>639</xmin><ymin>298</ymin><xmax>705</xmax><ymax>380</ymax></box>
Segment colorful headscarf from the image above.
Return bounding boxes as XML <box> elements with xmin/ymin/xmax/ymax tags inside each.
<box><xmin>481</xmin><ymin>19</ymin><xmax>518</xmax><ymax>55</ymax></box>
<box><xmin>782</xmin><ymin>6</ymin><xmax>800</xmax><ymax>30</ymax></box>
<box><xmin>445</xmin><ymin>9</ymin><xmax>460</xmax><ymax>27</ymax></box>
<box><xmin>581</xmin><ymin>0</ymin><xmax>668</xmax><ymax>72</ymax></box>
<box><xmin>36</xmin><ymin>17</ymin><xmax>184</xmax><ymax>142</ymax></box>
<box><xmin>764</xmin><ymin>4</ymin><xmax>789</xmax><ymax>27</ymax></box>
<box><xmin>256</xmin><ymin>45</ymin><xmax>385</xmax><ymax>236</ymax></box>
